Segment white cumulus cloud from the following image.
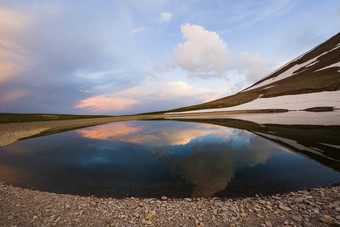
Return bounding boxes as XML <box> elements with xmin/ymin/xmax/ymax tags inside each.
<box><xmin>171</xmin><ymin>24</ymin><xmax>275</xmax><ymax>84</ymax></box>
<box><xmin>173</xmin><ymin>24</ymin><xmax>228</xmax><ymax>76</ymax></box>
<box><xmin>160</xmin><ymin>12</ymin><xmax>172</xmax><ymax>23</ymax></box>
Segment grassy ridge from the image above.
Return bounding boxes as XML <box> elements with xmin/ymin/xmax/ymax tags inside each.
<box><xmin>0</xmin><ymin>113</ymin><xmax>111</xmax><ymax>124</ymax></box>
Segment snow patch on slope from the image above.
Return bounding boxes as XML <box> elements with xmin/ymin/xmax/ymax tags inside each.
<box><xmin>263</xmin><ymin>85</ymin><xmax>277</xmax><ymax>90</ymax></box>
<box><xmin>315</xmin><ymin>62</ymin><xmax>340</xmax><ymax>72</ymax></box>
<box><xmin>167</xmin><ymin>90</ymin><xmax>340</xmax><ymax>114</ymax></box>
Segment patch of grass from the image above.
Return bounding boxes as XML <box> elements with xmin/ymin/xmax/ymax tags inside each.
<box><xmin>304</xmin><ymin>107</ymin><xmax>335</xmax><ymax>112</ymax></box>
<box><xmin>0</xmin><ymin>113</ymin><xmax>112</xmax><ymax>124</ymax></box>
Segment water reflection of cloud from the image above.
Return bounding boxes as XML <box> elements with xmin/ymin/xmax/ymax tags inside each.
<box><xmin>77</xmin><ymin>122</ymin><xmax>141</xmax><ymax>140</ymax></box>
<box><xmin>172</xmin><ymin>130</ymin><xmax>282</xmax><ymax>197</ymax></box>
<box><xmin>77</xmin><ymin>121</ymin><xmax>232</xmax><ymax>146</ymax></box>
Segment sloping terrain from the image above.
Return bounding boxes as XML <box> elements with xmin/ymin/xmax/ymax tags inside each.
<box><xmin>167</xmin><ymin>32</ymin><xmax>340</xmax><ymax>113</ymax></box>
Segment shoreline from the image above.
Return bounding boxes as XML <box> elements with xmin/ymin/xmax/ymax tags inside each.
<box><xmin>1</xmin><ymin>110</ymin><xmax>339</xmax><ymax>147</ymax></box>
<box><xmin>0</xmin><ymin>181</ymin><xmax>339</xmax><ymax>226</ymax></box>
<box><xmin>0</xmin><ymin>112</ymin><xmax>287</xmax><ymax>147</ymax></box>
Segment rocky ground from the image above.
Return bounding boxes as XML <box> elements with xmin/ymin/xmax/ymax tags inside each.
<box><xmin>0</xmin><ymin>181</ymin><xmax>339</xmax><ymax>227</ymax></box>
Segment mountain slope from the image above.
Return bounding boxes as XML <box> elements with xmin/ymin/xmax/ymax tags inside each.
<box><xmin>167</xmin><ymin>32</ymin><xmax>340</xmax><ymax>113</ymax></box>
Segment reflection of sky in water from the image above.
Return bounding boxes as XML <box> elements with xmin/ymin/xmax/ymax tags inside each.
<box><xmin>77</xmin><ymin>121</ymin><xmax>281</xmax><ymax>197</ymax></box>
<box><xmin>0</xmin><ymin>120</ymin><xmax>339</xmax><ymax>198</ymax></box>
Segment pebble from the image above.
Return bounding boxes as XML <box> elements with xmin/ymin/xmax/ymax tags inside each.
<box><xmin>0</xmin><ymin>180</ymin><xmax>339</xmax><ymax>227</ymax></box>
<box><xmin>265</xmin><ymin>220</ymin><xmax>272</xmax><ymax>227</ymax></box>
<box><xmin>142</xmin><ymin>219</ymin><xmax>152</xmax><ymax>225</ymax></box>
<box><xmin>279</xmin><ymin>204</ymin><xmax>292</xmax><ymax>212</ymax></box>
<box><xmin>145</xmin><ymin>211</ymin><xmax>156</xmax><ymax>220</ymax></box>
<box><xmin>257</xmin><ymin>214</ymin><xmax>264</xmax><ymax>218</ymax></box>
<box><xmin>294</xmin><ymin>198</ymin><xmax>303</xmax><ymax>203</ymax></box>
<box><xmin>240</xmin><ymin>213</ymin><xmax>246</xmax><ymax>218</ymax></box>
<box><xmin>303</xmin><ymin>221</ymin><xmax>312</xmax><ymax>227</ymax></box>
<box><xmin>291</xmin><ymin>215</ymin><xmax>302</xmax><ymax>222</ymax></box>
<box><xmin>54</xmin><ymin>217</ymin><xmax>61</xmax><ymax>223</ymax></box>
<box><xmin>259</xmin><ymin>200</ymin><xmax>266</xmax><ymax>205</ymax></box>
<box><xmin>321</xmin><ymin>215</ymin><xmax>333</xmax><ymax>224</ymax></box>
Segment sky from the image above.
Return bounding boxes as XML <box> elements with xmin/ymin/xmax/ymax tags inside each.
<box><xmin>0</xmin><ymin>0</ymin><xmax>339</xmax><ymax>115</ymax></box>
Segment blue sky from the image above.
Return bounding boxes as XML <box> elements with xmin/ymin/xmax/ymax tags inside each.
<box><xmin>0</xmin><ymin>0</ymin><xmax>339</xmax><ymax>115</ymax></box>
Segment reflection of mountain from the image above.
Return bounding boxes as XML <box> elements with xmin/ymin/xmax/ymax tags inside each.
<box><xmin>177</xmin><ymin>118</ymin><xmax>340</xmax><ymax>172</ymax></box>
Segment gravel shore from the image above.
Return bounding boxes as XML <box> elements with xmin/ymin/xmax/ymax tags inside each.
<box><xmin>0</xmin><ymin>180</ymin><xmax>339</xmax><ymax>227</ymax></box>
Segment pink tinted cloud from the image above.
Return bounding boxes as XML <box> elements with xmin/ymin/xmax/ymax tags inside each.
<box><xmin>77</xmin><ymin>122</ymin><xmax>141</xmax><ymax>140</ymax></box>
<box><xmin>77</xmin><ymin>122</ymin><xmax>158</xmax><ymax>144</ymax></box>
<box><xmin>0</xmin><ymin>40</ymin><xmax>28</xmax><ymax>83</ymax></box>
<box><xmin>0</xmin><ymin>6</ymin><xmax>31</xmax><ymax>83</ymax></box>
<box><xmin>74</xmin><ymin>95</ymin><xmax>138</xmax><ymax>112</ymax></box>
<box><xmin>0</xmin><ymin>62</ymin><xmax>22</xmax><ymax>83</ymax></box>
<box><xmin>0</xmin><ymin>90</ymin><xmax>28</xmax><ymax>103</ymax></box>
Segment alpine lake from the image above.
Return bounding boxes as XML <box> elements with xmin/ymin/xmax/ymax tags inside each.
<box><xmin>0</xmin><ymin>118</ymin><xmax>339</xmax><ymax>198</ymax></box>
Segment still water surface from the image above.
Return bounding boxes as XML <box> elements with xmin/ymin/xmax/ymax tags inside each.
<box><xmin>0</xmin><ymin>120</ymin><xmax>339</xmax><ymax>198</ymax></box>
